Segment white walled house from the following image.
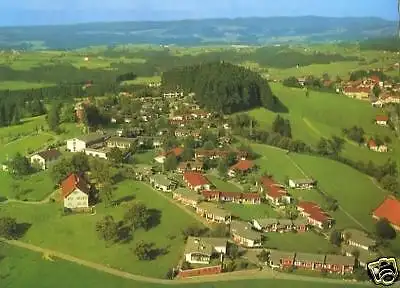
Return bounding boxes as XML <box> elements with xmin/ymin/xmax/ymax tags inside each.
<box><xmin>30</xmin><ymin>149</ymin><xmax>62</xmax><ymax>170</ymax></box>
<box><xmin>66</xmin><ymin>133</ymin><xmax>108</xmax><ymax>153</ymax></box>
<box><xmin>61</xmin><ymin>173</ymin><xmax>90</xmax><ymax>210</ymax></box>
<box><xmin>84</xmin><ymin>148</ymin><xmax>108</xmax><ymax>160</ymax></box>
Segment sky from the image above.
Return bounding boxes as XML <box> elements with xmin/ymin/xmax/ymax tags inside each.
<box><xmin>0</xmin><ymin>0</ymin><xmax>397</xmax><ymax>26</ymax></box>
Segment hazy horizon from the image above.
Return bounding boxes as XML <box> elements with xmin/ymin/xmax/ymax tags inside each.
<box><xmin>0</xmin><ymin>0</ymin><xmax>397</xmax><ymax>27</ymax></box>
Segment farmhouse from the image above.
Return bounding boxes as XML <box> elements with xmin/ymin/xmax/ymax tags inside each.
<box><xmin>324</xmin><ymin>255</ymin><xmax>355</xmax><ymax>275</ymax></box>
<box><xmin>61</xmin><ymin>173</ymin><xmax>91</xmax><ymax>210</ymax></box>
<box><xmin>367</xmin><ymin>139</ymin><xmax>388</xmax><ymax>153</ymax></box>
<box><xmin>30</xmin><ymin>149</ymin><xmax>62</xmax><ymax>170</ymax></box>
<box><xmin>173</xmin><ymin>188</ymin><xmax>203</xmax><ymax>208</ymax></box>
<box><xmin>230</xmin><ymin>220</ymin><xmax>262</xmax><ymax>248</ymax></box>
<box><xmin>375</xmin><ymin>115</ymin><xmax>389</xmax><ymax>126</ymax></box>
<box><xmin>342</xmin><ymin>228</ymin><xmax>376</xmax><ymax>251</ymax></box>
<box><xmin>288</xmin><ymin>179</ymin><xmax>316</xmax><ymax>190</ymax></box>
<box><xmin>66</xmin><ymin>133</ymin><xmax>109</xmax><ymax>153</ymax></box>
<box><xmin>297</xmin><ymin>201</ymin><xmax>332</xmax><ymax>229</ymax></box>
<box><xmin>106</xmin><ymin>137</ymin><xmax>136</xmax><ymax>149</ymax></box>
<box><xmin>260</xmin><ymin>177</ymin><xmax>291</xmax><ymax>206</ymax></box>
<box><xmin>268</xmin><ymin>250</ymin><xmax>295</xmax><ymax>269</ymax></box>
<box><xmin>149</xmin><ymin>174</ymin><xmax>176</xmax><ymax>192</ymax></box>
<box><xmin>293</xmin><ymin>252</ymin><xmax>325</xmax><ymax>271</ymax></box>
<box><xmin>183</xmin><ymin>172</ymin><xmax>211</xmax><ymax>192</ymax></box>
<box><xmin>196</xmin><ymin>202</ymin><xmax>231</xmax><ymax>224</ymax></box>
<box><xmin>228</xmin><ymin>160</ymin><xmax>255</xmax><ymax>177</ymax></box>
<box><xmin>372</xmin><ymin>196</ymin><xmax>400</xmax><ymax>231</ymax></box>
<box><xmin>154</xmin><ymin>147</ymin><xmax>184</xmax><ymax>164</ymax></box>
<box><xmin>184</xmin><ymin>237</ymin><xmax>227</xmax><ymax>265</ymax></box>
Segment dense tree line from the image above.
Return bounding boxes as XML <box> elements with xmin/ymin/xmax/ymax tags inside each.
<box><xmin>359</xmin><ymin>37</ymin><xmax>400</xmax><ymax>52</ymax></box>
<box><xmin>349</xmin><ymin>70</ymin><xmax>390</xmax><ymax>82</ymax></box>
<box><xmin>162</xmin><ymin>62</ymin><xmax>277</xmax><ymax>114</ymax></box>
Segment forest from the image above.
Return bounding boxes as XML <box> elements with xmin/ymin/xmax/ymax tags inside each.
<box><xmin>161</xmin><ymin>62</ymin><xmax>277</xmax><ymax>114</ymax></box>
<box><xmin>359</xmin><ymin>37</ymin><xmax>400</xmax><ymax>52</ymax></box>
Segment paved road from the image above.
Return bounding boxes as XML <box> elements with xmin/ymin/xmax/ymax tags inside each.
<box><xmin>1</xmin><ymin>238</ymin><xmax>371</xmax><ymax>286</ymax></box>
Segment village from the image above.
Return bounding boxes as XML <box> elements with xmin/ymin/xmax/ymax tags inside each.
<box><xmin>12</xmin><ymin>83</ymin><xmax>399</xmax><ymax>281</ymax></box>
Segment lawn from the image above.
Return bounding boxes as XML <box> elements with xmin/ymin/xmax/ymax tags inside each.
<box><xmin>0</xmin><ymin>245</ymin><xmax>365</xmax><ymax>288</ymax></box>
<box><xmin>135</xmin><ymin>150</ymin><xmax>156</xmax><ymax>164</ymax></box>
<box><xmin>263</xmin><ymin>231</ymin><xmax>336</xmax><ymax>254</ymax></box>
<box><xmin>0</xmin><ymin>180</ymin><xmax>201</xmax><ymax>278</ymax></box>
<box><xmin>206</xmin><ymin>175</ymin><xmax>242</xmax><ymax>192</ymax></box>
<box><xmin>121</xmin><ymin>76</ymin><xmax>161</xmax><ymax>85</ymax></box>
<box><xmin>0</xmin><ymin>170</ymin><xmax>55</xmax><ymax>201</ymax></box>
<box><xmin>222</xmin><ymin>203</ymin><xmax>278</xmax><ymax>221</ymax></box>
<box><xmin>0</xmin><ymin>81</ymin><xmax>56</xmax><ymax>90</ymax></box>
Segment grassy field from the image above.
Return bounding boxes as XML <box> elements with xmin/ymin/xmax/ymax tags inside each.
<box><xmin>121</xmin><ymin>76</ymin><xmax>161</xmax><ymax>85</ymax></box>
<box><xmin>0</xmin><ymin>81</ymin><xmax>56</xmax><ymax>90</ymax></box>
<box><xmin>207</xmin><ymin>175</ymin><xmax>242</xmax><ymax>192</ymax></box>
<box><xmin>248</xmin><ymin>83</ymin><xmax>400</xmax><ymax>167</ymax></box>
<box><xmin>264</xmin><ymin>231</ymin><xmax>336</xmax><ymax>254</ymax></box>
<box><xmin>0</xmin><ymin>245</ymin><xmax>364</xmax><ymax>288</ymax></box>
<box><xmin>0</xmin><ymin>170</ymin><xmax>54</xmax><ymax>201</ymax></box>
<box><xmin>0</xmin><ymin>180</ymin><xmax>201</xmax><ymax>278</ymax></box>
<box><xmin>222</xmin><ymin>203</ymin><xmax>278</xmax><ymax>221</ymax></box>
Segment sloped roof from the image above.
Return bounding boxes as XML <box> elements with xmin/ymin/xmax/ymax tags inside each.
<box><xmin>183</xmin><ymin>172</ymin><xmax>210</xmax><ymax>187</ymax></box>
<box><xmin>36</xmin><ymin>149</ymin><xmax>62</xmax><ymax>160</ymax></box>
<box><xmin>61</xmin><ymin>173</ymin><xmax>90</xmax><ymax>198</ymax></box>
<box><xmin>230</xmin><ymin>160</ymin><xmax>254</xmax><ymax>171</ymax></box>
<box><xmin>373</xmin><ymin>197</ymin><xmax>400</xmax><ymax>227</ymax></box>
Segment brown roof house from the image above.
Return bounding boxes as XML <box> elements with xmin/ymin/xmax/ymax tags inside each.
<box><xmin>184</xmin><ymin>237</ymin><xmax>227</xmax><ymax>264</ymax></box>
<box><xmin>324</xmin><ymin>254</ymin><xmax>355</xmax><ymax>275</ymax></box>
<box><xmin>293</xmin><ymin>252</ymin><xmax>325</xmax><ymax>271</ymax></box>
<box><xmin>196</xmin><ymin>202</ymin><xmax>231</xmax><ymax>224</ymax></box>
<box><xmin>30</xmin><ymin>149</ymin><xmax>62</xmax><ymax>170</ymax></box>
<box><xmin>230</xmin><ymin>220</ymin><xmax>262</xmax><ymax>248</ymax></box>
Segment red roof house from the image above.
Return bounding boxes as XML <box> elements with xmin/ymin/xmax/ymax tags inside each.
<box><xmin>373</xmin><ymin>197</ymin><xmax>400</xmax><ymax>231</ymax></box>
<box><xmin>183</xmin><ymin>172</ymin><xmax>211</xmax><ymax>192</ymax></box>
<box><xmin>154</xmin><ymin>147</ymin><xmax>184</xmax><ymax>164</ymax></box>
<box><xmin>375</xmin><ymin>115</ymin><xmax>389</xmax><ymax>126</ymax></box>
<box><xmin>260</xmin><ymin>177</ymin><xmax>290</xmax><ymax>206</ymax></box>
<box><xmin>297</xmin><ymin>201</ymin><xmax>332</xmax><ymax>229</ymax></box>
<box><xmin>61</xmin><ymin>173</ymin><xmax>91</xmax><ymax>210</ymax></box>
<box><xmin>228</xmin><ymin>160</ymin><xmax>255</xmax><ymax>177</ymax></box>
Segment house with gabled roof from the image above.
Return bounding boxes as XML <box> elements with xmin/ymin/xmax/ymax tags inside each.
<box><xmin>288</xmin><ymin>179</ymin><xmax>316</xmax><ymax>190</ymax></box>
<box><xmin>228</xmin><ymin>160</ymin><xmax>255</xmax><ymax>177</ymax></box>
<box><xmin>268</xmin><ymin>250</ymin><xmax>295</xmax><ymax>269</ymax></box>
<box><xmin>183</xmin><ymin>172</ymin><xmax>211</xmax><ymax>192</ymax></box>
<box><xmin>373</xmin><ymin>196</ymin><xmax>400</xmax><ymax>231</ymax></box>
<box><xmin>196</xmin><ymin>202</ymin><xmax>231</xmax><ymax>224</ymax></box>
<box><xmin>149</xmin><ymin>174</ymin><xmax>176</xmax><ymax>192</ymax></box>
<box><xmin>106</xmin><ymin>137</ymin><xmax>136</xmax><ymax>150</ymax></box>
<box><xmin>297</xmin><ymin>201</ymin><xmax>333</xmax><ymax>229</ymax></box>
<box><xmin>184</xmin><ymin>236</ymin><xmax>227</xmax><ymax>265</ymax></box>
<box><xmin>324</xmin><ymin>254</ymin><xmax>355</xmax><ymax>275</ymax></box>
<box><xmin>173</xmin><ymin>188</ymin><xmax>203</xmax><ymax>208</ymax></box>
<box><xmin>154</xmin><ymin>147</ymin><xmax>184</xmax><ymax>164</ymax></box>
<box><xmin>341</xmin><ymin>228</ymin><xmax>376</xmax><ymax>251</ymax></box>
<box><xmin>177</xmin><ymin>161</ymin><xmax>203</xmax><ymax>174</ymax></box>
<box><xmin>375</xmin><ymin>115</ymin><xmax>389</xmax><ymax>126</ymax></box>
<box><xmin>367</xmin><ymin>139</ymin><xmax>388</xmax><ymax>153</ymax></box>
<box><xmin>293</xmin><ymin>252</ymin><xmax>325</xmax><ymax>271</ymax></box>
<box><xmin>30</xmin><ymin>149</ymin><xmax>62</xmax><ymax>170</ymax></box>
<box><xmin>66</xmin><ymin>133</ymin><xmax>109</xmax><ymax>153</ymax></box>
<box><xmin>230</xmin><ymin>220</ymin><xmax>262</xmax><ymax>248</ymax></box>
<box><xmin>61</xmin><ymin>173</ymin><xmax>91</xmax><ymax>210</ymax></box>
<box><xmin>342</xmin><ymin>244</ymin><xmax>379</xmax><ymax>269</ymax></box>
<box><xmin>259</xmin><ymin>177</ymin><xmax>291</xmax><ymax>206</ymax></box>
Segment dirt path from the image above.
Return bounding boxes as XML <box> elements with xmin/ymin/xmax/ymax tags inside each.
<box><xmin>1</xmin><ymin>238</ymin><xmax>370</xmax><ymax>286</ymax></box>
<box><xmin>285</xmin><ymin>154</ymin><xmax>368</xmax><ymax>231</ymax></box>
<box><xmin>2</xmin><ymin>189</ymin><xmax>59</xmax><ymax>205</ymax></box>
<box><xmin>142</xmin><ymin>182</ymin><xmax>212</xmax><ymax>228</ymax></box>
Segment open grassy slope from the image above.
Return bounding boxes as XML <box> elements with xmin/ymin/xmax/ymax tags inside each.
<box><xmin>0</xmin><ymin>180</ymin><xmax>200</xmax><ymax>278</ymax></box>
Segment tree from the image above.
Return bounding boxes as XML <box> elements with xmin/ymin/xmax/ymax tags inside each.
<box><xmin>226</xmin><ymin>152</ymin><xmax>237</xmax><ymax>167</ymax></box>
<box><xmin>50</xmin><ymin>157</ymin><xmax>75</xmax><ymax>184</ymax></box>
<box><xmin>217</xmin><ymin>159</ymin><xmax>228</xmax><ymax>177</ymax></box>
<box><xmin>124</xmin><ymin>203</ymin><xmax>151</xmax><ymax>231</ymax></box>
<box><xmin>47</xmin><ymin>101</ymin><xmax>61</xmax><ymax>132</ymax></box>
<box><xmin>203</xmin><ymin>140</ymin><xmax>215</xmax><ymax>150</ymax></box>
<box><xmin>376</xmin><ymin>218</ymin><xmax>396</xmax><ymax>239</ymax></box>
<box><xmin>317</xmin><ymin>138</ymin><xmax>330</xmax><ymax>156</ymax></box>
<box><xmin>182</xmin><ymin>147</ymin><xmax>194</xmax><ymax>162</ymax></box>
<box><xmin>372</xmin><ymin>85</ymin><xmax>381</xmax><ymax>98</ymax></box>
<box><xmin>329</xmin><ymin>230</ymin><xmax>343</xmax><ymax>246</ymax></box>
<box><xmin>164</xmin><ymin>155</ymin><xmax>178</xmax><ymax>171</ymax></box>
<box><xmin>227</xmin><ymin>243</ymin><xmax>239</xmax><ymax>259</ymax></box>
<box><xmin>100</xmin><ymin>182</ymin><xmax>114</xmax><ymax>207</ymax></box>
<box><xmin>0</xmin><ymin>217</ymin><xmax>18</xmax><ymax>239</ymax></box>
<box><xmin>71</xmin><ymin>152</ymin><xmax>89</xmax><ymax>172</ymax></box>
<box><xmin>9</xmin><ymin>153</ymin><xmax>31</xmax><ymax>176</ymax></box>
<box><xmin>380</xmin><ymin>175</ymin><xmax>399</xmax><ymax>192</ymax></box>
<box><xmin>180</xmin><ymin>261</ymin><xmax>192</xmax><ymax>270</ymax></box>
<box><xmin>89</xmin><ymin>158</ymin><xmax>112</xmax><ymax>185</ymax></box>
<box><xmin>329</xmin><ymin>136</ymin><xmax>345</xmax><ymax>156</ymax></box>
<box><xmin>95</xmin><ymin>215</ymin><xmax>118</xmax><ymax>243</ymax></box>
<box><xmin>60</xmin><ymin>104</ymin><xmax>76</xmax><ymax>123</ymax></box>
<box><xmin>108</xmin><ymin>147</ymin><xmax>124</xmax><ymax>164</ymax></box>
<box><xmin>284</xmin><ymin>204</ymin><xmax>299</xmax><ymax>220</ymax></box>
<box><xmin>133</xmin><ymin>241</ymin><xmax>154</xmax><ymax>260</ymax></box>
<box><xmin>257</xmin><ymin>249</ymin><xmax>269</xmax><ymax>263</ymax></box>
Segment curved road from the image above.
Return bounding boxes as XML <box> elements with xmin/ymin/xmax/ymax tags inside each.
<box><xmin>1</xmin><ymin>238</ymin><xmax>371</xmax><ymax>286</ymax></box>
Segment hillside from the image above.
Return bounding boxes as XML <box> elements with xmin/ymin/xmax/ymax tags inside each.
<box><xmin>0</xmin><ymin>16</ymin><xmax>396</xmax><ymax>49</ymax></box>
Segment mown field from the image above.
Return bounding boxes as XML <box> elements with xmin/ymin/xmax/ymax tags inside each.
<box><xmin>0</xmin><ymin>180</ymin><xmax>201</xmax><ymax>278</ymax></box>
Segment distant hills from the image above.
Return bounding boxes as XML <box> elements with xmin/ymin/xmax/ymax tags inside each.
<box><xmin>0</xmin><ymin>16</ymin><xmax>396</xmax><ymax>50</ymax></box>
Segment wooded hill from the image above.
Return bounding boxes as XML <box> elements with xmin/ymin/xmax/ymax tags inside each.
<box><xmin>162</xmin><ymin>62</ymin><xmax>277</xmax><ymax>114</ymax></box>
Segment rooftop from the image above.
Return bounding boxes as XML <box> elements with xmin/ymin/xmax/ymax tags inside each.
<box><xmin>325</xmin><ymin>254</ymin><xmax>355</xmax><ymax>266</ymax></box>
<box><xmin>76</xmin><ymin>133</ymin><xmax>108</xmax><ymax>144</ymax></box>
<box><xmin>342</xmin><ymin>228</ymin><xmax>376</xmax><ymax>247</ymax></box>
<box><xmin>295</xmin><ymin>252</ymin><xmax>325</xmax><ymax>263</ymax></box>
<box><xmin>184</xmin><ymin>172</ymin><xmax>210</xmax><ymax>187</ymax></box>
<box><xmin>184</xmin><ymin>236</ymin><xmax>213</xmax><ymax>256</ymax></box>
<box><xmin>61</xmin><ymin>173</ymin><xmax>90</xmax><ymax>198</ymax></box>
<box><xmin>269</xmin><ymin>250</ymin><xmax>295</xmax><ymax>262</ymax></box>
<box><xmin>174</xmin><ymin>188</ymin><xmax>203</xmax><ymax>202</ymax></box>
<box><xmin>35</xmin><ymin>149</ymin><xmax>62</xmax><ymax>160</ymax></box>
<box><xmin>150</xmin><ymin>174</ymin><xmax>173</xmax><ymax>187</ymax></box>
<box><xmin>197</xmin><ymin>202</ymin><xmax>231</xmax><ymax>217</ymax></box>
<box><xmin>254</xmin><ymin>218</ymin><xmax>279</xmax><ymax>227</ymax></box>
<box><xmin>230</xmin><ymin>160</ymin><xmax>254</xmax><ymax>171</ymax></box>
<box><xmin>230</xmin><ymin>220</ymin><xmax>262</xmax><ymax>241</ymax></box>
<box><xmin>373</xmin><ymin>197</ymin><xmax>400</xmax><ymax>227</ymax></box>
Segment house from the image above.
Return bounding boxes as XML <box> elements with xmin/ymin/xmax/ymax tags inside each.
<box><xmin>324</xmin><ymin>255</ymin><xmax>355</xmax><ymax>275</ymax></box>
<box><xmin>341</xmin><ymin>228</ymin><xmax>376</xmax><ymax>251</ymax></box>
<box><xmin>375</xmin><ymin>115</ymin><xmax>389</xmax><ymax>126</ymax></box>
<box><xmin>268</xmin><ymin>250</ymin><xmax>295</xmax><ymax>269</ymax></box>
<box><xmin>201</xmin><ymin>191</ymin><xmax>261</xmax><ymax>204</ymax></box>
<box><xmin>61</xmin><ymin>173</ymin><xmax>90</xmax><ymax>210</ymax></box>
<box><xmin>175</xmin><ymin>129</ymin><xmax>189</xmax><ymax>138</ymax></box>
<box><xmin>372</xmin><ymin>196</ymin><xmax>400</xmax><ymax>231</ymax></box>
<box><xmin>133</xmin><ymin>164</ymin><xmax>153</xmax><ymax>181</ymax></box>
<box><xmin>183</xmin><ymin>237</ymin><xmax>227</xmax><ymax>265</ymax></box>
<box><xmin>230</xmin><ymin>220</ymin><xmax>262</xmax><ymax>248</ymax></box>
<box><xmin>292</xmin><ymin>218</ymin><xmax>309</xmax><ymax>232</ymax></box>
<box><xmin>149</xmin><ymin>174</ymin><xmax>176</xmax><ymax>192</ymax></box>
<box><xmin>297</xmin><ymin>201</ymin><xmax>332</xmax><ymax>229</ymax></box>
<box><xmin>30</xmin><ymin>149</ymin><xmax>62</xmax><ymax>170</ymax></box>
<box><xmin>154</xmin><ymin>147</ymin><xmax>184</xmax><ymax>164</ymax></box>
<box><xmin>84</xmin><ymin>148</ymin><xmax>109</xmax><ymax>159</ymax></box>
<box><xmin>342</xmin><ymin>244</ymin><xmax>378</xmax><ymax>269</ymax></box>
<box><xmin>260</xmin><ymin>177</ymin><xmax>291</xmax><ymax>206</ymax></box>
<box><xmin>228</xmin><ymin>160</ymin><xmax>254</xmax><ymax>177</ymax></box>
<box><xmin>277</xmin><ymin>219</ymin><xmax>294</xmax><ymax>232</ymax></box>
<box><xmin>288</xmin><ymin>179</ymin><xmax>316</xmax><ymax>190</ymax></box>
<box><xmin>368</xmin><ymin>139</ymin><xmax>388</xmax><ymax>153</ymax></box>
<box><xmin>342</xmin><ymin>87</ymin><xmax>370</xmax><ymax>100</ymax></box>
<box><xmin>106</xmin><ymin>137</ymin><xmax>136</xmax><ymax>150</ymax></box>
<box><xmin>173</xmin><ymin>188</ymin><xmax>203</xmax><ymax>208</ymax></box>
<box><xmin>252</xmin><ymin>218</ymin><xmax>279</xmax><ymax>232</ymax></box>
<box><xmin>183</xmin><ymin>172</ymin><xmax>211</xmax><ymax>192</ymax></box>
<box><xmin>241</xmin><ymin>193</ymin><xmax>262</xmax><ymax>204</ymax></box>
<box><xmin>194</xmin><ymin>149</ymin><xmax>247</xmax><ymax>161</ymax></box>
<box><xmin>201</xmin><ymin>190</ymin><xmax>221</xmax><ymax>202</ymax></box>
<box><xmin>66</xmin><ymin>133</ymin><xmax>109</xmax><ymax>152</ymax></box>
<box><xmin>293</xmin><ymin>252</ymin><xmax>325</xmax><ymax>271</ymax></box>
<box><xmin>196</xmin><ymin>202</ymin><xmax>231</xmax><ymax>224</ymax></box>
<box><xmin>177</xmin><ymin>161</ymin><xmax>203</xmax><ymax>173</ymax></box>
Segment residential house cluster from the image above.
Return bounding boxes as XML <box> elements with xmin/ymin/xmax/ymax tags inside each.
<box><xmin>252</xmin><ymin>218</ymin><xmax>308</xmax><ymax>233</ymax></box>
<box><xmin>259</xmin><ymin>176</ymin><xmax>292</xmax><ymax>206</ymax></box>
<box><xmin>297</xmin><ymin>201</ymin><xmax>333</xmax><ymax>229</ymax></box>
<box><xmin>341</xmin><ymin>76</ymin><xmax>381</xmax><ymax>100</ymax></box>
<box><xmin>169</xmin><ymin>110</ymin><xmax>212</xmax><ymax>126</ymax></box>
<box><xmin>201</xmin><ymin>190</ymin><xmax>261</xmax><ymax>205</ymax></box>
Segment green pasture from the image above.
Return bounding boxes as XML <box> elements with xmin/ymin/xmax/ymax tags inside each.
<box><xmin>222</xmin><ymin>202</ymin><xmax>278</xmax><ymax>221</ymax></box>
<box><xmin>206</xmin><ymin>175</ymin><xmax>242</xmax><ymax>192</ymax></box>
<box><xmin>0</xmin><ymin>180</ymin><xmax>201</xmax><ymax>278</ymax></box>
<box><xmin>0</xmin><ymin>81</ymin><xmax>56</xmax><ymax>90</ymax></box>
<box><xmin>121</xmin><ymin>76</ymin><xmax>161</xmax><ymax>85</ymax></box>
